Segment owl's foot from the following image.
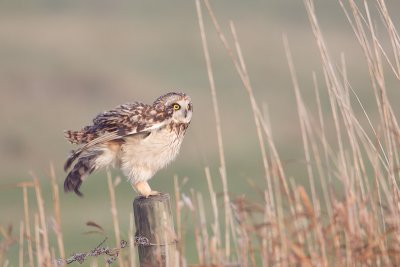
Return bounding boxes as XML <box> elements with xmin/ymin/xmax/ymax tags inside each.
<box><xmin>133</xmin><ymin>181</ymin><xmax>160</xmax><ymax>198</ymax></box>
<box><xmin>147</xmin><ymin>190</ymin><xmax>161</xmax><ymax>197</ymax></box>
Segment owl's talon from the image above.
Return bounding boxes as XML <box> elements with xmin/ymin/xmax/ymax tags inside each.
<box><xmin>141</xmin><ymin>191</ymin><xmax>160</xmax><ymax>198</ymax></box>
<box><xmin>134</xmin><ymin>181</ymin><xmax>160</xmax><ymax>197</ymax></box>
<box><xmin>146</xmin><ymin>191</ymin><xmax>160</xmax><ymax>198</ymax></box>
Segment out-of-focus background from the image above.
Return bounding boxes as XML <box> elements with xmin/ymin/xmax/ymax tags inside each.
<box><xmin>1</xmin><ymin>0</ymin><xmax>399</xmax><ymax>263</ymax></box>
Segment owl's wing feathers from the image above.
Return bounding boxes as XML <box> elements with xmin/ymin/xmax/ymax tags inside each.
<box><xmin>64</xmin><ymin>102</ymin><xmax>169</xmax><ymax>171</ymax></box>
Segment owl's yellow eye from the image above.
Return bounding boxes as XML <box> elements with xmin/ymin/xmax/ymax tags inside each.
<box><xmin>173</xmin><ymin>103</ymin><xmax>181</xmax><ymax>110</ymax></box>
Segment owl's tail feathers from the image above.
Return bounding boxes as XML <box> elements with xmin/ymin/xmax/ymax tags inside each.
<box><xmin>64</xmin><ymin>150</ymin><xmax>79</xmax><ymax>172</ymax></box>
<box><xmin>64</xmin><ymin>155</ymin><xmax>97</xmax><ymax>197</ymax></box>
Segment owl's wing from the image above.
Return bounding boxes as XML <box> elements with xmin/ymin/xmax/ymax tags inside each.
<box><xmin>64</xmin><ymin>102</ymin><xmax>169</xmax><ymax>171</ymax></box>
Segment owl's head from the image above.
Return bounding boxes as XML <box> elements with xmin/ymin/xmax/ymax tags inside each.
<box><xmin>153</xmin><ymin>92</ymin><xmax>193</xmax><ymax>124</ymax></box>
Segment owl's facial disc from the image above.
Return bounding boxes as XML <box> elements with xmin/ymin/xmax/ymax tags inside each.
<box><xmin>172</xmin><ymin>99</ymin><xmax>192</xmax><ymax>124</ymax></box>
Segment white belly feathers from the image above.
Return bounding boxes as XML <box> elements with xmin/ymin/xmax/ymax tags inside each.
<box><xmin>119</xmin><ymin>127</ymin><xmax>184</xmax><ymax>183</ymax></box>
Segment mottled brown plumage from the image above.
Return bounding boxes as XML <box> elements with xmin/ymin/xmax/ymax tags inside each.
<box><xmin>63</xmin><ymin>92</ymin><xmax>192</xmax><ymax>197</ymax></box>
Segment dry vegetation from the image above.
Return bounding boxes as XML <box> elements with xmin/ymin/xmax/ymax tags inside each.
<box><xmin>1</xmin><ymin>0</ymin><xmax>400</xmax><ymax>266</ymax></box>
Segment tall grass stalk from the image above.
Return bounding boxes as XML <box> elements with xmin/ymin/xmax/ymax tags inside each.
<box><xmin>31</xmin><ymin>172</ymin><xmax>51</xmax><ymax>266</ymax></box>
<box><xmin>196</xmin><ymin>0</ymin><xmax>232</xmax><ymax>261</ymax></box>
<box><xmin>107</xmin><ymin>172</ymin><xmax>124</xmax><ymax>267</ymax></box>
<box><xmin>18</xmin><ymin>221</ymin><xmax>23</xmax><ymax>267</ymax></box>
<box><xmin>50</xmin><ymin>163</ymin><xmax>65</xmax><ymax>260</ymax></box>
<box><xmin>22</xmin><ymin>184</ymin><xmax>35</xmax><ymax>267</ymax></box>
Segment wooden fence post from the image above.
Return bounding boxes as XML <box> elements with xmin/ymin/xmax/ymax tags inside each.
<box><xmin>133</xmin><ymin>193</ymin><xmax>177</xmax><ymax>267</ymax></box>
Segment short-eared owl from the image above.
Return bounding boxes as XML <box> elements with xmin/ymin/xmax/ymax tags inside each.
<box><xmin>63</xmin><ymin>92</ymin><xmax>192</xmax><ymax>197</ymax></box>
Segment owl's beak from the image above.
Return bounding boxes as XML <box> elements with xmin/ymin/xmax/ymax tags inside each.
<box><xmin>184</xmin><ymin>109</ymin><xmax>188</xmax><ymax>118</ymax></box>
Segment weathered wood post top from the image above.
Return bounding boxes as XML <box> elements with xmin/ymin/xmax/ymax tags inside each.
<box><xmin>133</xmin><ymin>193</ymin><xmax>177</xmax><ymax>267</ymax></box>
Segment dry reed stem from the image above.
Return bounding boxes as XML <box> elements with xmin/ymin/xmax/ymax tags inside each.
<box><xmin>377</xmin><ymin>0</ymin><xmax>400</xmax><ymax>76</ymax></box>
<box><xmin>343</xmin><ymin>0</ymin><xmax>399</xmax><ymax>177</ymax></box>
<box><xmin>303</xmin><ymin>4</ymin><xmax>399</xmax><ymax>259</ymax></box>
<box><xmin>205</xmin><ymin>167</ymin><xmax>221</xmax><ymax>263</ymax></box>
<box><xmin>340</xmin><ymin>54</ymin><xmax>371</xmax><ymax>203</ymax></box>
<box><xmin>129</xmin><ymin>211</ymin><xmax>136</xmax><ymax>267</ymax></box>
<box><xmin>228</xmin><ymin>21</ymin><xmax>272</xmax><ymax>207</ymax></box>
<box><xmin>18</xmin><ymin>221</ymin><xmax>24</xmax><ymax>267</ymax></box>
<box><xmin>202</xmin><ymin>0</ymin><xmax>287</xmax><ymax>208</ymax></box>
<box><xmin>306</xmin><ymin>0</ymin><xmax>384</xmax><ymax>181</ymax></box>
<box><xmin>174</xmin><ymin>175</ymin><xmax>184</xmax><ymax>264</ymax></box>
<box><xmin>283</xmin><ymin>35</ymin><xmax>333</xmax><ymax>266</ymax></box>
<box><xmin>34</xmin><ymin>213</ymin><xmax>42</xmax><ymax>267</ymax></box>
<box><xmin>107</xmin><ymin>171</ymin><xmax>123</xmax><ymax>267</ymax></box>
<box><xmin>230</xmin><ymin>15</ymin><xmax>292</xmax><ymax>203</ymax></box>
<box><xmin>195</xmin><ymin>0</ymin><xmax>231</xmax><ymax>260</ymax></box>
<box><xmin>201</xmin><ymin>4</ymin><xmax>306</xmax><ymax>262</ymax></box>
<box><xmin>233</xmin><ymin>197</ymin><xmax>258</xmax><ymax>267</ymax></box>
<box><xmin>340</xmin><ymin>1</ymin><xmax>392</xmax><ymax>169</ymax></box>
<box><xmin>200</xmin><ymin>1</ymin><xmax>300</xmax><ymax>263</ymax></box>
<box><xmin>191</xmin><ymin>189</ymin><xmax>204</xmax><ymax>264</ymax></box>
<box><xmin>49</xmin><ymin>163</ymin><xmax>65</xmax><ymax>260</ymax></box>
<box><xmin>261</xmin><ymin>191</ymin><xmax>271</xmax><ymax>267</ymax></box>
<box><xmin>289</xmin><ymin>181</ymin><xmax>306</xmax><ymax>245</ymax></box>
<box><xmin>205</xmin><ymin>0</ymin><xmax>281</xmax><ymax>216</ymax></box>
<box><xmin>313</xmin><ymin>73</ymin><xmax>335</xmax><ymax>213</ymax></box>
<box><xmin>162</xmin><ymin>209</ymin><xmax>170</xmax><ymax>267</ymax></box>
<box><xmin>283</xmin><ymin>35</ymin><xmax>319</xmax><ymax>215</ymax></box>
<box><xmin>197</xmin><ymin>192</ymin><xmax>210</xmax><ymax>264</ymax></box>
<box><xmin>31</xmin><ymin>172</ymin><xmax>51</xmax><ymax>266</ymax></box>
<box><xmin>306</xmin><ymin>5</ymin><xmax>400</xmax><ymax>256</ymax></box>
<box><xmin>229</xmin><ymin>21</ymin><xmax>293</xmax><ymax>265</ymax></box>
<box><xmin>348</xmin><ymin>0</ymin><xmax>400</xmax><ymax>215</ymax></box>
<box><xmin>22</xmin><ymin>186</ymin><xmax>34</xmax><ymax>267</ymax></box>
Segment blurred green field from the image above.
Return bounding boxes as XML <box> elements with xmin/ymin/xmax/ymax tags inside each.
<box><xmin>1</xmin><ymin>0</ymin><xmax>400</xmax><ymax>265</ymax></box>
